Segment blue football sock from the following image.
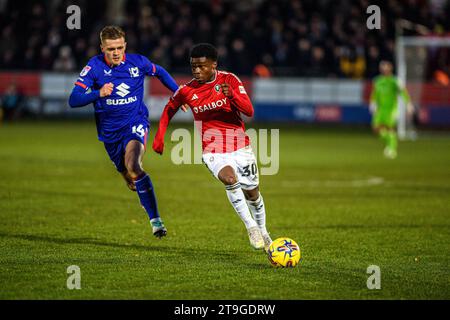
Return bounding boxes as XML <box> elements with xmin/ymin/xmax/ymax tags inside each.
<box><xmin>134</xmin><ymin>174</ymin><xmax>160</xmax><ymax>220</ymax></box>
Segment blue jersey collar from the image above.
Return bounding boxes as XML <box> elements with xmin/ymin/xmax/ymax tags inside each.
<box><xmin>103</xmin><ymin>53</ymin><xmax>126</xmax><ymax>68</ymax></box>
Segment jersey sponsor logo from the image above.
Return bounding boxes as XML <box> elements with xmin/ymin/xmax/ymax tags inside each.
<box><xmin>129</xmin><ymin>67</ymin><xmax>139</xmax><ymax>78</ymax></box>
<box><xmin>106</xmin><ymin>96</ymin><xmax>137</xmax><ymax>105</ymax></box>
<box><xmin>116</xmin><ymin>83</ymin><xmax>130</xmax><ymax>97</ymax></box>
<box><xmin>80</xmin><ymin>65</ymin><xmax>91</xmax><ymax>76</ymax></box>
<box><xmin>192</xmin><ymin>94</ymin><xmax>198</xmax><ymax>100</ymax></box>
<box><xmin>192</xmin><ymin>98</ymin><xmax>227</xmax><ymax>114</ymax></box>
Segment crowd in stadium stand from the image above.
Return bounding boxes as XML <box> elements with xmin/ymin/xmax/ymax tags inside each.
<box><xmin>0</xmin><ymin>0</ymin><xmax>449</xmax><ymax>79</ymax></box>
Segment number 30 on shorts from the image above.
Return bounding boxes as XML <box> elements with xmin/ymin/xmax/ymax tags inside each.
<box><xmin>242</xmin><ymin>163</ymin><xmax>258</xmax><ymax>177</ymax></box>
<box><xmin>132</xmin><ymin>124</ymin><xmax>146</xmax><ymax>138</ymax></box>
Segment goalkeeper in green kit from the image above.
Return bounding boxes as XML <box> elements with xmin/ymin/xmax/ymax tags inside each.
<box><xmin>370</xmin><ymin>61</ymin><xmax>414</xmax><ymax>159</ymax></box>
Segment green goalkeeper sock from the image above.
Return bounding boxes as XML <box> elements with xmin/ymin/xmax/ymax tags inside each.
<box><xmin>387</xmin><ymin>130</ymin><xmax>397</xmax><ymax>151</ymax></box>
<box><xmin>379</xmin><ymin>129</ymin><xmax>390</xmax><ymax>147</ymax></box>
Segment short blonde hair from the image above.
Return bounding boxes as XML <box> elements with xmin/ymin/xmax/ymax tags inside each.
<box><xmin>100</xmin><ymin>26</ymin><xmax>125</xmax><ymax>44</ymax></box>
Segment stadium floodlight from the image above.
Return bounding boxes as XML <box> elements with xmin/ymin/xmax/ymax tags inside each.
<box><xmin>395</xmin><ymin>19</ymin><xmax>450</xmax><ymax>140</ymax></box>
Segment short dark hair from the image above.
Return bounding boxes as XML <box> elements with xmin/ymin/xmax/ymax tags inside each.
<box><xmin>100</xmin><ymin>26</ymin><xmax>125</xmax><ymax>44</ymax></box>
<box><xmin>190</xmin><ymin>43</ymin><xmax>218</xmax><ymax>61</ymax></box>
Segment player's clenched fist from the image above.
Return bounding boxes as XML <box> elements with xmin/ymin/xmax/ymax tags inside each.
<box><xmin>100</xmin><ymin>82</ymin><xmax>114</xmax><ymax>97</ymax></box>
<box><xmin>220</xmin><ymin>83</ymin><xmax>234</xmax><ymax>98</ymax></box>
<box><xmin>152</xmin><ymin>133</ymin><xmax>164</xmax><ymax>155</ymax></box>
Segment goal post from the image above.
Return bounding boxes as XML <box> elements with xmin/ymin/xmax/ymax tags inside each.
<box><xmin>395</xmin><ymin>35</ymin><xmax>450</xmax><ymax>140</ymax></box>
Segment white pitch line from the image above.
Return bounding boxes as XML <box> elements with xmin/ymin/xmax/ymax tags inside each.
<box><xmin>281</xmin><ymin>177</ymin><xmax>385</xmax><ymax>188</ymax></box>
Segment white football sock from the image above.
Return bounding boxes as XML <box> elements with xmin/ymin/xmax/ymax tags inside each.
<box><xmin>225</xmin><ymin>182</ymin><xmax>257</xmax><ymax>229</ymax></box>
<box><xmin>247</xmin><ymin>194</ymin><xmax>269</xmax><ymax>236</ymax></box>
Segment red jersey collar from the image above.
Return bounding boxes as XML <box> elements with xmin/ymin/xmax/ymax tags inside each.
<box><xmin>205</xmin><ymin>70</ymin><xmax>217</xmax><ymax>84</ymax></box>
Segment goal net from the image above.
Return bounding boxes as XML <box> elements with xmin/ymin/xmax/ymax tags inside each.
<box><xmin>396</xmin><ymin>35</ymin><xmax>450</xmax><ymax>140</ymax></box>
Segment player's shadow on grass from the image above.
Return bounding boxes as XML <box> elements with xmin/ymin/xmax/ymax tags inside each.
<box><xmin>0</xmin><ymin>231</ymin><xmax>164</xmax><ymax>251</ymax></box>
<box><xmin>0</xmin><ymin>232</ymin><xmax>243</xmax><ymax>262</ymax></box>
<box><xmin>8</xmin><ymin>187</ymin><xmax>133</xmax><ymax>203</ymax></box>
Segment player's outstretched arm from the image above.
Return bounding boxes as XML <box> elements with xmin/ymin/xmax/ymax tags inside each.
<box><xmin>154</xmin><ymin>64</ymin><xmax>179</xmax><ymax>93</ymax></box>
<box><xmin>396</xmin><ymin>79</ymin><xmax>415</xmax><ymax>116</ymax></box>
<box><xmin>153</xmin><ymin>85</ymin><xmax>187</xmax><ymax>154</ymax></box>
<box><xmin>69</xmin><ymin>83</ymin><xmax>113</xmax><ymax>108</ymax></box>
<box><xmin>152</xmin><ymin>100</ymin><xmax>180</xmax><ymax>155</ymax></box>
<box><xmin>400</xmin><ymin>86</ymin><xmax>414</xmax><ymax>116</ymax></box>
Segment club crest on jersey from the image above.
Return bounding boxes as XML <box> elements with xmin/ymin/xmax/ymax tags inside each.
<box><xmin>214</xmin><ymin>84</ymin><xmax>221</xmax><ymax>92</ymax></box>
<box><xmin>129</xmin><ymin>67</ymin><xmax>139</xmax><ymax>78</ymax></box>
<box><xmin>80</xmin><ymin>66</ymin><xmax>91</xmax><ymax>76</ymax></box>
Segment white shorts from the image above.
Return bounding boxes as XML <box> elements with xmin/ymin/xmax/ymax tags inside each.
<box><xmin>202</xmin><ymin>146</ymin><xmax>259</xmax><ymax>190</ymax></box>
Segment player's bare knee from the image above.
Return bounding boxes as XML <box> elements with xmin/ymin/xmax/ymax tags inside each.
<box><xmin>246</xmin><ymin>193</ymin><xmax>259</xmax><ymax>201</ymax></box>
<box><xmin>125</xmin><ymin>161</ymin><xmax>143</xmax><ymax>179</ymax></box>
<box><xmin>219</xmin><ymin>171</ymin><xmax>237</xmax><ymax>185</ymax></box>
<box><xmin>218</xmin><ymin>166</ymin><xmax>237</xmax><ymax>185</ymax></box>
<box><xmin>244</xmin><ymin>188</ymin><xmax>260</xmax><ymax>201</ymax></box>
<box><xmin>221</xmin><ymin>175</ymin><xmax>237</xmax><ymax>186</ymax></box>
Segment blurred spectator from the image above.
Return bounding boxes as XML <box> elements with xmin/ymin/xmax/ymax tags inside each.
<box><xmin>73</xmin><ymin>39</ymin><xmax>88</xmax><ymax>67</ymax></box>
<box><xmin>24</xmin><ymin>47</ymin><xmax>36</xmax><ymax>70</ymax></box>
<box><xmin>433</xmin><ymin>69</ymin><xmax>450</xmax><ymax>86</ymax></box>
<box><xmin>38</xmin><ymin>46</ymin><xmax>54</xmax><ymax>70</ymax></box>
<box><xmin>296</xmin><ymin>39</ymin><xmax>311</xmax><ymax>76</ymax></box>
<box><xmin>253</xmin><ymin>64</ymin><xmax>272</xmax><ymax>78</ymax></box>
<box><xmin>53</xmin><ymin>46</ymin><xmax>76</xmax><ymax>72</ymax></box>
<box><xmin>217</xmin><ymin>44</ymin><xmax>231</xmax><ymax>70</ymax></box>
<box><xmin>0</xmin><ymin>0</ymin><xmax>448</xmax><ymax>79</ymax></box>
<box><xmin>366</xmin><ymin>45</ymin><xmax>382</xmax><ymax>78</ymax></box>
<box><xmin>306</xmin><ymin>46</ymin><xmax>329</xmax><ymax>77</ymax></box>
<box><xmin>0</xmin><ymin>49</ymin><xmax>16</xmax><ymax>70</ymax></box>
<box><xmin>253</xmin><ymin>53</ymin><xmax>274</xmax><ymax>77</ymax></box>
<box><xmin>229</xmin><ymin>38</ymin><xmax>251</xmax><ymax>75</ymax></box>
<box><xmin>340</xmin><ymin>47</ymin><xmax>366</xmax><ymax>79</ymax></box>
<box><xmin>0</xmin><ymin>83</ymin><xmax>22</xmax><ymax>122</ymax></box>
<box><xmin>171</xmin><ymin>46</ymin><xmax>189</xmax><ymax>73</ymax></box>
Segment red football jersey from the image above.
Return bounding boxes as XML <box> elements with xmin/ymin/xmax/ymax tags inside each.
<box><xmin>166</xmin><ymin>70</ymin><xmax>254</xmax><ymax>153</ymax></box>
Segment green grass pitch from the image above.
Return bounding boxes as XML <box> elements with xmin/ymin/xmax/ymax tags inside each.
<box><xmin>0</xmin><ymin>120</ymin><xmax>449</xmax><ymax>299</ymax></box>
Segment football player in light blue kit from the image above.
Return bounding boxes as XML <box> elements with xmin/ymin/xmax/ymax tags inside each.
<box><xmin>69</xmin><ymin>26</ymin><xmax>178</xmax><ymax>238</ymax></box>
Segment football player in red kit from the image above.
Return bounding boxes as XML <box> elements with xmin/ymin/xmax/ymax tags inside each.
<box><xmin>152</xmin><ymin>43</ymin><xmax>272</xmax><ymax>251</ymax></box>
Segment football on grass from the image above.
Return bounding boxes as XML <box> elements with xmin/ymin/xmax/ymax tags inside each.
<box><xmin>268</xmin><ymin>237</ymin><xmax>301</xmax><ymax>267</ymax></box>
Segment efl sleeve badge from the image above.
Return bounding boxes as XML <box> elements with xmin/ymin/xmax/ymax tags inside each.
<box><xmin>80</xmin><ymin>65</ymin><xmax>92</xmax><ymax>77</ymax></box>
